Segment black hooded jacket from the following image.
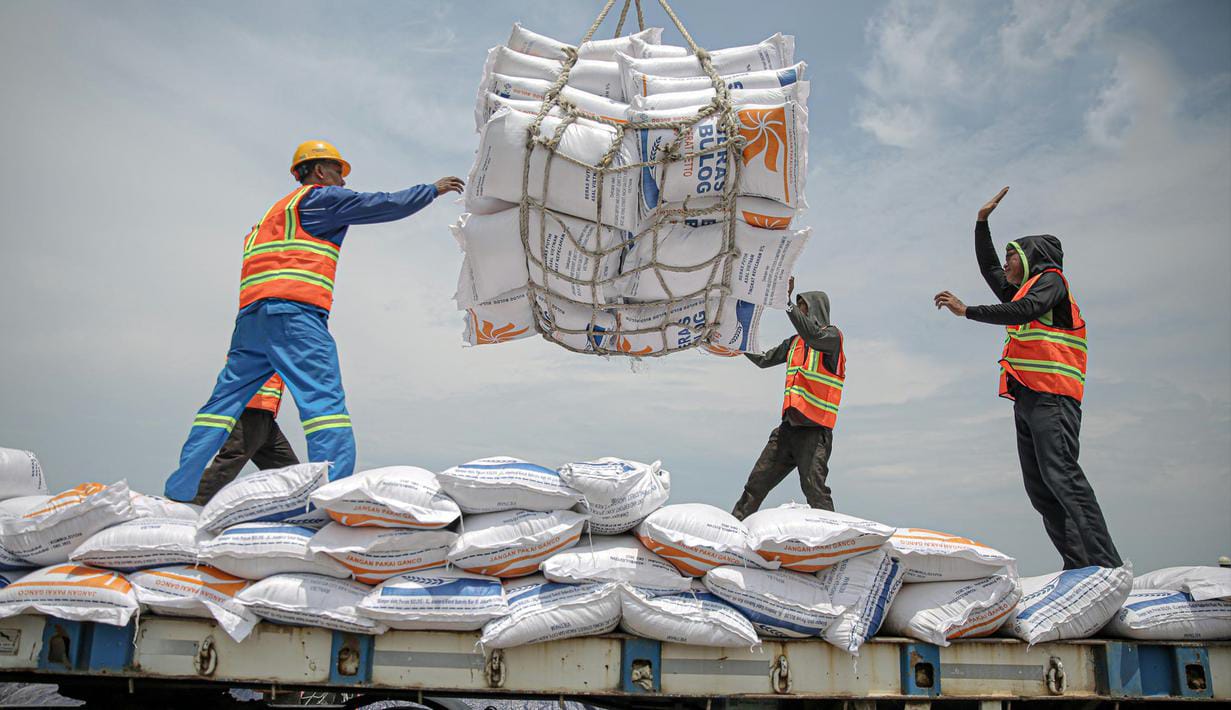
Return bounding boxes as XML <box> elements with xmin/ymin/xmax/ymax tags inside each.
<box><xmin>745</xmin><ymin>291</ymin><xmax>843</xmax><ymax>426</ymax></box>
<box><xmin>965</xmin><ymin>222</ymin><xmax>1073</xmax><ymax>328</ymax></box>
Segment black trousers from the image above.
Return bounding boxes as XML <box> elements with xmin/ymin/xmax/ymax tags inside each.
<box><xmin>732</xmin><ymin>421</ymin><xmax>834</xmax><ymax>520</ymax></box>
<box><xmin>1013</xmin><ymin>385</ymin><xmax>1122</xmax><ymax>569</ymax></box>
<box><xmin>192</xmin><ymin>408</ymin><xmax>299</xmax><ymax>505</ymax></box>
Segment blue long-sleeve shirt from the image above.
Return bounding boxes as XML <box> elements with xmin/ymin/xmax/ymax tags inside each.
<box><xmin>239</xmin><ymin>184</ymin><xmax>439</xmax><ymax>316</ymax></box>
<box><xmin>297</xmin><ymin>184</ymin><xmax>439</xmax><ymax>244</ymax></box>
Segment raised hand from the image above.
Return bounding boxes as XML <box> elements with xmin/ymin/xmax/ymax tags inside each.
<box><xmin>934</xmin><ymin>290</ymin><xmax>967</xmax><ymax>317</ymax></box>
<box><xmin>977</xmin><ymin>186</ymin><xmax>1009</xmax><ymax>221</ymax></box>
<box><xmin>434</xmin><ymin>176</ymin><xmax>465</xmax><ymax>196</ymax></box>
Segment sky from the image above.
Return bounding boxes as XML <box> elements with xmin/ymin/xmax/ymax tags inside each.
<box><xmin>0</xmin><ymin>0</ymin><xmax>1228</xmax><ymax>576</ymax></box>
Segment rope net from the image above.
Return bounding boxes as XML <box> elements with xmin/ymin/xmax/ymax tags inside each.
<box><xmin>518</xmin><ymin>0</ymin><xmax>747</xmax><ymax>357</ymax></box>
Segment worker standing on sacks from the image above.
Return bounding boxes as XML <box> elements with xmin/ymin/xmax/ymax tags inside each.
<box><xmin>731</xmin><ymin>278</ymin><xmax>846</xmax><ymax>519</ymax></box>
<box><xmin>191</xmin><ymin>374</ymin><xmax>298</xmax><ymax>505</ymax></box>
<box><xmin>164</xmin><ymin>141</ymin><xmax>465</xmax><ymax>502</ymax></box>
<box><xmin>934</xmin><ymin>187</ymin><xmax>1122</xmax><ymax>570</ymax></box>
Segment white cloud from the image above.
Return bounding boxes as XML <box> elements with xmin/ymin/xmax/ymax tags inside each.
<box><xmin>1001</xmin><ymin>0</ymin><xmax>1116</xmax><ymax>70</ymax></box>
<box><xmin>855</xmin><ymin>0</ymin><xmax>973</xmax><ymax>147</ymax></box>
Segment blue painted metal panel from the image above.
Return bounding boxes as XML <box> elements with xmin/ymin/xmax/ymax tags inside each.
<box><xmin>1139</xmin><ymin>644</ymin><xmax>1177</xmax><ymax>696</ymax></box>
<box><xmin>620</xmin><ymin>637</ymin><xmax>662</xmax><ymax>694</ymax></box>
<box><xmin>899</xmin><ymin>642</ymin><xmax>941</xmax><ymax>697</ymax></box>
<box><xmin>1100</xmin><ymin>641</ymin><xmax>1143</xmax><ymax>698</ymax></box>
<box><xmin>87</xmin><ymin>622</ymin><xmax>135</xmax><ymax>672</ymax></box>
<box><xmin>1173</xmin><ymin>646</ymin><xmax>1213</xmax><ymax>699</ymax></box>
<box><xmin>37</xmin><ymin>619</ymin><xmax>86</xmax><ymax>672</ymax></box>
<box><xmin>328</xmin><ymin>632</ymin><xmax>373</xmax><ymax>686</ymax></box>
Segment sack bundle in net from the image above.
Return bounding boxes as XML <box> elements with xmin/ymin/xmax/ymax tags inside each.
<box><xmin>454</xmin><ymin>0</ymin><xmax>813</xmax><ymax>357</ymax></box>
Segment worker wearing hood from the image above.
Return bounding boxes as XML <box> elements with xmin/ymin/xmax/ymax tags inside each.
<box><xmin>731</xmin><ymin>279</ymin><xmax>846</xmax><ymax>519</ymax></box>
<box><xmin>935</xmin><ymin>187</ymin><xmax>1122</xmax><ymax>570</ymax></box>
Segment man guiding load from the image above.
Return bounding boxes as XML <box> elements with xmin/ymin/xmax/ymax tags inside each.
<box><xmin>731</xmin><ymin>278</ymin><xmax>846</xmax><ymax>520</ymax></box>
<box><xmin>164</xmin><ymin>140</ymin><xmax>464</xmax><ymax>502</ymax></box>
<box><xmin>934</xmin><ymin>186</ymin><xmax>1122</xmax><ymax>570</ymax></box>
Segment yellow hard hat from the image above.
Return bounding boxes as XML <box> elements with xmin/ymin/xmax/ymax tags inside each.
<box><xmin>290</xmin><ymin>140</ymin><xmax>351</xmax><ymax>177</ymax></box>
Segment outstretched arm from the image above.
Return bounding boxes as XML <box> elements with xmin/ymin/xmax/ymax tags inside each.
<box><xmin>299</xmin><ymin>176</ymin><xmax>464</xmax><ymax>234</ymax></box>
<box><xmin>975</xmin><ymin>187</ymin><xmax>1017</xmax><ymax>304</ymax></box>
<box><xmin>744</xmin><ymin>337</ymin><xmax>793</xmax><ymax>368</ymax></box>
<box><xmin>936</xmin><ymin>272</ymin><xmax>1067</xmax><ymax>325</ymax></box>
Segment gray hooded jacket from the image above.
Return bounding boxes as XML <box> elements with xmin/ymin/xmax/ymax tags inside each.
<box><xmin>746</xmin><ymin>290</ymin><xmax>843</xmax><ymax>426</ymax></box>
<box><xmin>966</xmin><ymin>222</ymin><xmax>1073</xmax><ymax>328</ymax></box>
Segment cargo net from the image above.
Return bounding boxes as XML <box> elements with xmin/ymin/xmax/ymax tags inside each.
<box><xmin>520</xmin><ymin>0</ymin><xmax>744</xmax><ymax>357</ymax></box>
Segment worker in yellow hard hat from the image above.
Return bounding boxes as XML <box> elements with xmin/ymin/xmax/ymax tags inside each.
<box><xmin>165</xmin><ymin>140</ymin><xmax>465</xmax><ymax>501</ymax></box>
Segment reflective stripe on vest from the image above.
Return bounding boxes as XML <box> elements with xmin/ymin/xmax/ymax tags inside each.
<box><xmin>999</xmin><ymin>268</ymin><xmax>1087</xmax><ymax>402</ymax></box>
<box><xmin>782</xmin><ymin>335</ymin><xmax>845</xmax><ymax>428</ymax></box>
<box><xmin>246</xmin><ymin>374</ymin><xmax>285</xmax><ymax>417</ymax></box>
<box><xmin>239</xmin><ymin>186</ymin><xmax>341</xmax><ymax>311</ymax></box>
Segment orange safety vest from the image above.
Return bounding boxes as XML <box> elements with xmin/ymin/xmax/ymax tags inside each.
<box><xmin>246</xmin><ymin>374</ymin><xmax>285</xmax><ymax>416</ymax></box>
<box><xmin>239</xmin><ymin>185</ymin><xmax>341</xmax><ymax>312</ymax></box>
<box><xmin>781</xmin><ymin>334</ymin><xmax>845</xmax><ymax>428</ymax></box>
<box><xmin>999</xmin><ymin>268</ymin><xmax>1087</xmax><ymax>402</ymax></box>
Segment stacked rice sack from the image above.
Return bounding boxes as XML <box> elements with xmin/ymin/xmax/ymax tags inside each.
<box><xmin>455</xmin><ymin>22</ymin><xmax>812</xmax><ymax>357</ymax></box>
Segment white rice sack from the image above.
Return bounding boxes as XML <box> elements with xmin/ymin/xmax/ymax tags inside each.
<box><xmin>818</xmin><ymin>547</ymin><xmax>906</xmax><ymax>655</ymax></box>
<box><xmin>1003</xmin><ymin>565</ymin><xmax>1133</xmax><ymax>644</ymax></box>
<box><xmin>646</xmin><ymin>195</ymin><xmax>798</xmax><ymax>231</ymax></box>
<box><xmin>635</xmin><ymin>102</ymin><xmax>809</xmax><ymax>208</ymax></box>
<box><xmin>628</xmin><ymin>34</ymin><xmax>795</xmax><ymax>65</ymax></box>
<box><xmin>197</xmin><ymin>462</ymin><xmax>329</xmax><ymax>533</ymax></box>
<box><xmin>0</xmin><ymin>570</ymin><xmax>27</xmax><ymax>587</ymax></box>
<box><xmin>610</xmin><ymin>299</ymin><xmax>723</xmax><ymax>358</ymax></box>
<box><xmin>479</xmin><ymin>46</ymin><xmax>625</xmax><ymax>99</ymax></box>
<box><xmin>883</xmin><ymin>575</ymin><xmax>1022</xmax><ymax>646</ymax></box>
<box><xmin>540</xmin><ymin>534</ymin><xmax>691</xmax><ymax>594</ymax></box>
<box><xmin>0</xmin><ymin>448</ymin><xmax>48</xmax><ymax>500</ymax></box>
<box><xmin>475</xmin><ymin>73</ymin><xmax>630</xmax><ymax>129</ymax></box>
<box><xmin>626</xmin><ymin>62</ymin><xmax>807</xmax><ymax>98</ymax></box>
<box><xmin>744</xmin><ymin>504</ymin><xmax>897</xmax><ymax>573</ymax></box>
<box><xmin>533</xmin><ymin>291</ymin><xmax>618</xmax><ymax>353</ymax></box>
<box><xmin>0</xmin><ymin>482</ymin><xmax>137</xmax><ymax>566</ymax></box>
<box><xmin>199</xmin><ymin>522</ymin><xmax>349</xmax><ymax>581</ymax></box>
<box><xmin>506</xmin><ymin>23</ymin><xmax>663</xmax><ymax>62</ymax></box>
<box><xmin>580</xmin><ymin>27</ymin><xmax>664</xmax><ymax>61</ymax></box>
<box><xmin>1104</xmin><ymin>590</ymin><xmax>1231</xmax><ymax>641</ymax></box>
<box><xmin>70</xmin><ymin>517</ymin><xmax>201</xmax><ymax>572</ymax></box>
<box><xmin>128</xmin><ymin>564</ymin><xmax>257</xmax><ymax>642</ymax></box>
<box><xmin>129</xmin><ymin>493</ymin><xmax>200</xmax><ymax>521</ymax></box>
<box><xmin>237</xmin><ymin>573</ymin><xmax>386</xmax><ymax>635</ymax></box>
<box><xmin>620</xmin><ymin>581</ymin><xmax>759</xmax><ymax>647</ymax></box>
<box><xmin>704</xmin><ymin>566</ymin><xmax>842</xmax><ymax>638</ymax></box>
<box><xmin>453</xmin><ymin>208</ymin><xmax>627</xmax><ymax>306</ymax></box>
<box><xmin>0</xmin><ymin>539</ymin><xmax>31</xmax><ymax>571</ymax></box>
<box><xmin>460</xmin><ymin>288</ymin><xmax>537</xmax><ymax>347</ymax></box>
<box><xmin>480</xmin><ymin>574</ymin><xmax>620</xmax><ymax>648</ymax></box>
<box><xmin>635</xmin><ymin>503</ymin><xmax>773</xmax><ymax>577</ymax></box>
<box><xmin>467</xmin><ymin>107</ymin><xmax>639</xmax><ymax>230</ymax></box>
<box><xmin>448</xmin><ymin>510</ymin><xmax>587</xmax><ymax>578</ymax></box>
<box><xmin>617</xmin><ymin>33</ymin><xmax>794</xmax><ymax>96</ymax></box>
<box><xmin>630</xmin><ymin>81</ymin><xmax>810</xmax><ymax>111</ymax></box>
<box><xmin>309</xmin><ymin>466</ymin><xmax>460</xmax><ymax>529</ymax></box>
<box><xmin>506</xmin><ymin>23</ymin><xmax>572</xmax><ymax>60</ymax></box>
<box><xmin>0</xmin><ymin>564</ymin><xmax>138</xmax><ymax>626</ymax></box>
<box><xmin>618</xmin><ymin>220</ymin><xmax>808</xmax><ymax>308</ymax></box>
<box><xmin>358</xmin><ymin>569</ymin><xmax>507</xmax><ymax>631</ymax></box>
<box><xmin>1133</xmin><ymin>566</ymin><xmax>1231</xmax><ymax>601</ymax></box>
<box><xmin>308</xmin><ymin>523</ymin><xmax>454</xmax><ymax>585</ymax></box>
<box><xmin>888</xmin><ymin>528</ymin><xmax>1016</xmax><ymax>583</ymax></box>
<box><xmin>437</xmin><ymin>457</ymin><xmax>583</xmax><ymax>514</ymax></box>
<box><xmin>558</xmin><ymin>458</ymin><xmax>670</xmax><ymax>535</ymax></box>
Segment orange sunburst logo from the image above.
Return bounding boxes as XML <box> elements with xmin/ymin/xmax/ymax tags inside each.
<box><xmin>703</xmin><ymin>344</ymin><xmax>742</xmax><ymax>357</ymax></box>
<box><xmin>614</xmin><ymin>336</ymin><xmax>654</xmax><ymax>356</ymax></box>
<box><xmin>737</xmin><ymin>107</ymin><xmax>790</xmax><ymax>202</ymax></box>
<box><xmin>470</xmin><ymin>311</ymin><xmax>529</xmax><ymax>345</ymax></box>
<box><xmin>742</xmin><ymin>211</ymin><xmax>791</xmax><ymax>230</ymax></box>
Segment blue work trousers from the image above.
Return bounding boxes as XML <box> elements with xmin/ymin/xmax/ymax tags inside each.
<box><xmin>164</xmin><ymin>299</ymin><xmax>355</xmax><ymax>501</ymax></box>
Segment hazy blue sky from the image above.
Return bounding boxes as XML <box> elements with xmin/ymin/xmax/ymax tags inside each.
<box><xmin>1</xmin><ymin>0</ymin><xmax>1228</xmax><ymax>575</ymax></box>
